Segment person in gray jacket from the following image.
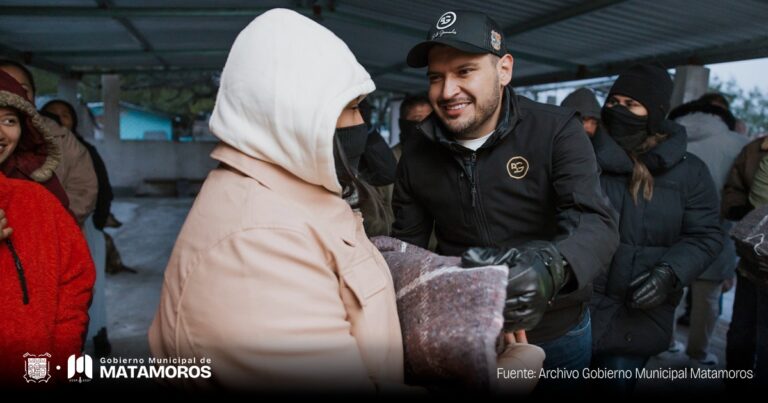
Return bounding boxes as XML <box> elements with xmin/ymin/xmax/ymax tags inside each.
<box><xmin>670</xmin><ymin>99</ymin><xmax>748</xmax><ymax>366</ymax></box>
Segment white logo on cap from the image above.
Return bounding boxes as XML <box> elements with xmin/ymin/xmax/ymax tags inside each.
<box><xmin>436</xmin><ymin>12</ymin><xmax>456</xmax><ymax>30</ymax></box>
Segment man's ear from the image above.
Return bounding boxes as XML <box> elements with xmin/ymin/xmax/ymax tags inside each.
<box><xmin>498</xmin><ymin>54</ymin><xmax>514</xmax><ymax>86</ymax></box>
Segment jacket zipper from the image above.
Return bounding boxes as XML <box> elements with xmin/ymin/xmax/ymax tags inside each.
<box><xmin>472</xmin><ymin>153</ymin><xmax>494</xmax><ymax>246</ymax></box>
<box><xmin>469</xmin><ymin>153</ymin><xmax>478</xmax><ymax>208</ymax></box>
<box><xmin>6</xmin><ymin>239</ymin><xmax>29</xmax><ymax>305</ymax></box>
<box><xmin>462</xmin><ymin>152</ymin><xmax>493</xmax><ymax>245</ymax></box>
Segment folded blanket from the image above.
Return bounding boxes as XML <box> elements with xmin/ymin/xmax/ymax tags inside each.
<box><xmin>372</xmin><ymin>236</ymin><xmax>508</xmax><ymax>390</ymax></box>
<box><xmin>731</xmin><ymin>205</ymin><xmax>768</xmax><ymax>285</ymax></box>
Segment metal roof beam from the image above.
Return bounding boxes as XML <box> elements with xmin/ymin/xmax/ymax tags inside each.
<box><xmin>95</xmin><ymin>0</ymin><xmax>169</xmax><ymax>68</ymax></box>
<box><xmin>36</xmin><ymin>49</ymin><xmax>228</xmax><ymax>58</ymax></box>
<box><xmin>71</xmin><ymin>65</ymin><xmax>222</xmax><ymax>75</ymax></box>
<box><xmin>503</xmin><ymin>0</ymin><xmax>628</xmax><ymax>37</ymax></box>
<box><xmin>0</xmin><ymin>44</ymin><xmax>71</xmax><ymax>76</ymax></box>
<box><xmin>512</xmin><ymin>36</ymin><xmax>768</xmax><ymax>87</ymax></box>
<box><xmin>0</xmin><ymin>6</ymin><xmax>273</xmax><ymax>18</ymax></box>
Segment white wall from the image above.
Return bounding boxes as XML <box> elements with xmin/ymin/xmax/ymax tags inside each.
<box><xmin>92</xmin><ymin>138</ymin><xmax>218</xmax><ymax>193</ymax></box>
<box><xmin>91</xmin><ymin>73</ymin><xmax>219</xmax><ymax>194</ymax></box>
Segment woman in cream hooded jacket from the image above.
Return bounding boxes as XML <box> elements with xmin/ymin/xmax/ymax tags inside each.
<box><xmin>148</xmin><ymin>9</ymin><xmax>404</xmax><ymax>391</ymax></box>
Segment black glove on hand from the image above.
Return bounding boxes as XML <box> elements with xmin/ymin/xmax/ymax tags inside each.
<box><xmin>462</xmin><ymin>241</ymin><xmax>570</xmax><ymax>331</ymax></box>
<box><xmin>629</xmin><ymin>263</ymin><xmax>680</xmax><ymax>310</ymax></box>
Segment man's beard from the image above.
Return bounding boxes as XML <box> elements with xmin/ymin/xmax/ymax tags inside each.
<box><xmin>440</xmin><ymin>77</ymin><xmax>502</xmax><ymax>138</ymax></box>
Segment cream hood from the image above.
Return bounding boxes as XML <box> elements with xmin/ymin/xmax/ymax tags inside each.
<box><xmin>209</xmin><ymin>8</ymin><xmax>375</xmax><ymax>194</ymax></box>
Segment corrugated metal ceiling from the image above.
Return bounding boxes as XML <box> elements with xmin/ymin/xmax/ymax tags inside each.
<box><xmin>1</xmin><ymin>0</ymin><xmax>767</xmax><ymax>93</ymax></box>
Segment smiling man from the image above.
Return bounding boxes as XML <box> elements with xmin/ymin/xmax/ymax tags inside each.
<box><xmin>392</xmin><ymin>10</ymin><xmax>619</xmax><ymax>378</ymax></box>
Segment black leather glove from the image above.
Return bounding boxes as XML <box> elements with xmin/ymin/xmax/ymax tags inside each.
<box><xmin>726</xmin><ymin>204</ymin><xmax>753</xmax><ymax>221</ymax></box>
<box><xmin>461</xmin><ymin>241</ymin><xmax>570</xmax><ymax>331</ymax></box>
<box><xmin>629</xmin><ymin>263</ymin><xmax>680</xmax><ymax>310</ymax></box>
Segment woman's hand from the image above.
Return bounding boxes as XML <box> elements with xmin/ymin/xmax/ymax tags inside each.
<box><xmin>0</xmin><ymin>209</ymin><xmax>12</xmax><ymax>241</ymax></box>
<box><xmin>505</xmin><ymin>330</ymin><xmax>528</xmax><ymax>344</ymax></box>
<box><xmin>494</xmin><ymin>329</ymin><xmax>545</xmax><ymax>394</ymax></box>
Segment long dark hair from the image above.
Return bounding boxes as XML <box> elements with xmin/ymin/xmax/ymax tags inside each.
<box><xmin>628</xmin><ymin>132</ymin><xmax>669</xmax><ymax>204</ymax></box>
<box><xmin>332</xmin><ymin>135</ymin><xmax>388</xmax><ymax>223</ymax></box>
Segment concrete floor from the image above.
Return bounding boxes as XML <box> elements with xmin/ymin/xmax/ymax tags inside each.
<box><xmin>638</xmin><ymin>287</ymin><xmax>735</xmax><ymax>393</ymax></box>
<box><xmin>95</xmin><ymin>197</ymin><xmax>194</xmax><ymax>359</ymax></box>
<box><xmin>97</xmin><ymin>197</ymin><xmax>737</xmax><ymax>392</ymax></box>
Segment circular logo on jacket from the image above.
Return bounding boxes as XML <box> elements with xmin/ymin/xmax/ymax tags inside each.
<box><xmin>436</xmin><ymin>12</ymin><xmax>457</xmax><ymax>30</ymax></box>
<box><xmin>506</xmin><ymin>156</ymin><xmax>529</xmax><ymax>179</ymax></box>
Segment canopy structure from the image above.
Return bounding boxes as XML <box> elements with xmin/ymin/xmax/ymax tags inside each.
<box><xmin>1</xmin><ymin>0</ymin><xmax>767</xmax><ymax>92</ymax></box>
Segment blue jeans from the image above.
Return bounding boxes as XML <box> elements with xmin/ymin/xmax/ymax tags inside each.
<box><xmin>726</xmin><ymin>272</ymin><xmax>768</xmax><ymax>387</ymax></box>
<box><xmin>534</xmin><ymin>310</ymin><xmax>592</xmax><ymax>393</ymax></box>
<box><xmin>590</xmin><ymin>353</ymin><xmax>649</xmax><ymax>394</ymax></box>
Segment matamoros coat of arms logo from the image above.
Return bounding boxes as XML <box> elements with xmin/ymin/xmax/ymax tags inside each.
<box><xmin>23</xmin><ymin>352</ymin><xmax>52</xmax><ymax>383</ymax></box>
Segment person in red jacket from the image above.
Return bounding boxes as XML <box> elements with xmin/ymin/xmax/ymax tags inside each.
<box><xmin>0</xmin><ymin>172</ymin><xmax>94</xmax><ymax>385</ymax></box>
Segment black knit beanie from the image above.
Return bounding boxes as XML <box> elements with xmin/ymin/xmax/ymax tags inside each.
<box><xmin>608</xmin><ymin>64</ymin><xmax>673</xmax><ymax>135</ymax></box>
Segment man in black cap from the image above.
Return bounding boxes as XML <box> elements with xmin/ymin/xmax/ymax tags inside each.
<box><xmin>392</xmin><ymin>10</ymin><xmax>619</xmax><ymax>373</ymax></box>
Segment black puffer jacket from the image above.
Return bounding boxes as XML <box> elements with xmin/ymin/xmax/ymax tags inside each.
<box><xmin>590</xmin><ymin>122</ymin><xmax>723</xmax><ymax>356</ymax></box>
<box><xmin>393</xmin><ymin>86</ymin><xmax>619</xmax><ymax>342</ymax></box>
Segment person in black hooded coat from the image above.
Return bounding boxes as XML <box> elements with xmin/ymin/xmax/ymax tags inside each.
<box><xmin>354</xmin><ymin>99</ymin><xmax>397</xmax><ymax>237</ymax></box>
<box><xmin>588</xmin><ymin>64</ymin><xmax>723</xmax><ymax>392</ymax></box>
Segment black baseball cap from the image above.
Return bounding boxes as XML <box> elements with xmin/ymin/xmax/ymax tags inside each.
<box><xmin>407</xmin><ymin>10</ymin><xmax>508</xmax><ymax>68</ymax></box>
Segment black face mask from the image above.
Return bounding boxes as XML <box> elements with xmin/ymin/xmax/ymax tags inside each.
<box><xmin>333</xmin><ymin>123</ymin><xmax>368</xmax><ymax>176</ymax></box>
<box><xmin>602</xmin><ymin>105</ymin><xmax>649</xmax><ymax>152</ymax></box>
<box><xmin>398</xmin><ymin>119</ymin><xmax>420</xmax><ymax>146</ymax></box>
